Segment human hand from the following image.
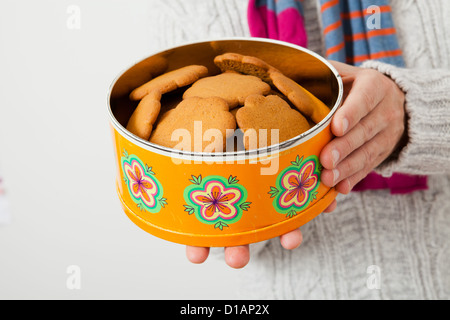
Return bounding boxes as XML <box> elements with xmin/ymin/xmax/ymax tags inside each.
<box><xmin>186</xmin><ymin>60</ymin><xmax>405</xmax><ymax>269</ymax></box>
<box><xmin>185</xmin><ymin>202</ymin><xmax>337</xmax><ymax>269</ymax></box>
<box><xmin>320</xmin><ymin>61</ymin><xmax>406</xmax><ymax>195</ymax></box>
<box><xmin>185</xmin><ymin>230</ymin><xmax>303</xmax><ymax>269</ymax></box>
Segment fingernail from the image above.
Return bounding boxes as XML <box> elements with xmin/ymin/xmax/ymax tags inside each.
<box><xmin>342</xmin><ymin>118</ymin><xmax>349</xmax><ymax>134</ymax></box>
<box><xmin>333</xmin><ymin>169</ymin><xmax>340</xmax><ymax>184</ymax></box>
<box><xmin>331</xmin><ymin>149</ymin><xmax>340</xmax><ymax>166</ymax></box>
<box><xmin>346</xmin><ymin>179</ymin><xmax>351</xmax><ymax>191</ymax></box>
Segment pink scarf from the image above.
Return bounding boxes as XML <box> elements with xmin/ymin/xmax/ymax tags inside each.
<box><xmin>247</xmin><ymin>0</ymin><xmax>428</xmax><ymax>194</ymax></box>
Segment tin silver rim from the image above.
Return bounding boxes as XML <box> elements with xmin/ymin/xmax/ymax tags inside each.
<box><xmin>107</xmin><ymin>37</ymin><xmax>344</xmax><ymax>161</ymax></box>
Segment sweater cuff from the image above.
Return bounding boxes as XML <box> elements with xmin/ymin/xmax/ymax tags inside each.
<box><xmin>360</xmin><ymin>60</ymin><xmax>450</xmax><ymax>177</ymax></box>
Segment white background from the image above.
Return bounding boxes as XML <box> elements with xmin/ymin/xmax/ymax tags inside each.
<box><xmin>0</xmin><ymin>0</ymin><xmax>243</xmax><ymax>299</ymax></box>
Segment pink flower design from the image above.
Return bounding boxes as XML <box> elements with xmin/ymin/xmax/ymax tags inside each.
<box><xmin>190</xmin><ymin>180</ymin><xmax>243</xmax><ymax>222</ymax></box>
<box><xmin>278</xmin><ymin>160</ymin><xmax>318</xmax><ymax>209</ymax></box>
<box><xmin>123</xmin><ymin>159</ymin><xmax>158</xmax><ymax>208</ymax></box>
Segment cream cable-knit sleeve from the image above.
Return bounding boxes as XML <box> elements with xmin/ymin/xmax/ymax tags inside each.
<box><xmin>361</xmin><ymin>61</ymin><xmax>450</xmax><ymax>177</ymax></box>
<box><xmin>361</xmin><ymin>0</ymin><xmax>450</xmax><ymax>177</ymax></box>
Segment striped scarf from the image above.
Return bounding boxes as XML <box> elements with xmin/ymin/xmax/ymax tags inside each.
<box><xmin>248</xmin><ymin>0</ymin><xmax>405</xmax><ymax>65</ymax></box>
<box><xmin>248</xmin><ymin>0</ymin><xmax>428</xmax><ymax>194</ymax></box>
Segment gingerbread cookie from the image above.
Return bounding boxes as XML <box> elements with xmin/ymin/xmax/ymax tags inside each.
<box><xmin>269</xmin><ymin>71</ymin><xmax>330</xmax><ymax>124</ymax></box>
<box><xmin>111</xmin><ymin>55</ymin><xmax>168</xmax><ymax>99</ymax></box>
<box><xmin>149</xmin><ymin>97</ymin><xmax>236</xmax><ymax>152</ymax></box>
<box><xmin>236</xmin><ymin>94</ymin><xmax>311</xmax><ymax>150</ymax></box>
<box><xmin>129</xmin><ymin>65</ymin><xmax>209</xmax><ymax>101</ymax></box>
<box><xmin>182</xmin><ymin>72</ymin><xmax>271</xmax><ymax>109</ymax></box>
<box><xmin>126</xmin><ymin>90</ymin><xmax>162</xmax><ymax>140</ymax></box>
<box><xmin>214</xmin><ymin>53</ymin><xmax>330</xmax><ymax>123</ymax></box>
<box><xmin>155</xmin><ymin>88</ymin><xmax>184</xmax><ymax>124</ymax></box>
<box><xmin>214</xmin><ymin>52</ymin><xmax>279</xmax><ymax>84</ymax></box>
<box><xmin>230</xmin><ymin>106</ymin><xmax>240</xmax><ymax>119</ymax></box>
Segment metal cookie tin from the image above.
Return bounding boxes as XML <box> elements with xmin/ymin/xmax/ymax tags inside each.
<box><xmin>107</xmin><ymin>38</ymin><xmax>343</xmax><ymax>247</ymax></box>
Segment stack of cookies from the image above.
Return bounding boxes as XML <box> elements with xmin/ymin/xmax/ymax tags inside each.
<box><xmin>125</xmin><ymin>53</ymin><xmax>330</xmax><ymax>152</ymax></box>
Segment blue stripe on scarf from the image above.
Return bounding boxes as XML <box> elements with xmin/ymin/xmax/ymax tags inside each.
<box><xmin>254</xmin><ymin>0</ymin><xmax>305</xmax><ymax>16</ymax></box>
<box><xmin>319</xmin><ymin>0</ymin><xmax>405</xmax><ymax>67</ymax></box>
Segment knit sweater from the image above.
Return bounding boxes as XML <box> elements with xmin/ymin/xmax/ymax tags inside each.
<box><xmin>148</xmin><ymin>0</ymin><xmax>450</xmax><ymax>299</ymax></box>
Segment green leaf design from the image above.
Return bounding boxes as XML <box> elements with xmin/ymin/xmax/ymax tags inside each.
<box><xmin>318</xmin><ymin>163</ymin><xmax>324</xmax><ymax>172</ymax></box>
<box><xmin>286</xmin><ymin>210</ymin><xmax>297</xmax><ymax>219</ymax></box>
<box><xmin>145</xmin><ymin>164</ymin><xmax>155</xmax><ymax>175</ymax></box>
<box><xmin>268</xmin><ymin>186</ymin><xmax>280</xmax><ymax>198</ymax></box>
<box><xmin>183</xmin><ymin>205</ymin><xmax>195</xmax><ymax>215</ymax></box>
<box><xmin>158</xmin><ymin>197</ymin><xmax>168</xmax><ymax>208</ymax></box>
<box><xmin>239</xmin><ymin>201</ymin><xmax>252</xmax><ymax>211</ymax></box>
<box><xmin>228</xmin><ymin>175</ymin><xmax>239</xmax><ymax>184</ymax></box>
<box><xmin>122</xmin><ymin>149</ymin><xmax>129</xmax><ymax>159</ymax></box>
<box><xmin>291</xmin><ymin>155</ymin><xmax>304</xmax><ymax>167</ymax></box>
<box><xmin>189</xmin><ymin>175</ymin><xmax>202</xmax><ymax>185</ymax></box>
<box><xmin>311</xmin><ymin>191</ymin><xmax>318</xmax><ymax>201</ymax></box>
<box><xmin>214</xmin><ymin>221</ymin><xmax>229</xmax><ymax>231</ymax></box>
<box><xmin>137</xmin><ymin>203</ymin><xmax>146</xmax><ymax>212</ymax></box>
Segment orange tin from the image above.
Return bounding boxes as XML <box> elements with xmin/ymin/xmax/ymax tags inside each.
<box><xmin>107</xmin><ymin>38</ymin><xmax>343</xmax><ymax>247</ymax></box>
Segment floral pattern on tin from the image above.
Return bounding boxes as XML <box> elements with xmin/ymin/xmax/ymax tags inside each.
<box><xmin>184</xmin><ymin>175</ymin><xmax>251</xmax><ymax>230</ymax></box>
<box><xmin>121</xmin><ymin>149</ymin><xmax>167</xmax><ymax>213</ymax></box>
<box><xmin>269</xmin><ymin>155</ymin><xmax>321</xmax><ymax>218</ymax></box>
